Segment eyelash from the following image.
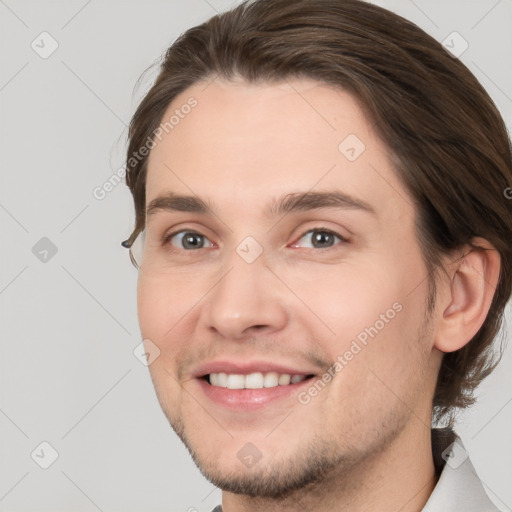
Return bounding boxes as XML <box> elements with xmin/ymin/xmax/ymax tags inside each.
<box><xmin>162</xmin><ymin>227</ymin><xmax>349</xmax><ymax>252</ymax></box>
<box><xmin>292</xmin><ymin>228</ymin><xmax>349</xmax><ymax>248</ymax></box>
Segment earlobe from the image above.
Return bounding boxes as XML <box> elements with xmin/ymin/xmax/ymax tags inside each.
<box><xmin>434</xmin><ymin>238</ymin><xmax>501</xmax><ymax>353</ymax></box>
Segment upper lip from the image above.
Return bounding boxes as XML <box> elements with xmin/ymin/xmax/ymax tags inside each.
<box><xmin>193</xmin><ymin>360</ymin><xmax>318</xmax><ymax>378</ymax></box>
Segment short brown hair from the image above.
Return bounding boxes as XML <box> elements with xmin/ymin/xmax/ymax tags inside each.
<box><xmin>124</xmin><ymin>0</ymin><xmax>512</xmax><ymax>424</ymax></box>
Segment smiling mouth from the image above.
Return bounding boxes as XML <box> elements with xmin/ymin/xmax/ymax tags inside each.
<box><xmin>203</xmin><ymin>372</ymin><xmax>316</xmax><ymax>390</ymax></box>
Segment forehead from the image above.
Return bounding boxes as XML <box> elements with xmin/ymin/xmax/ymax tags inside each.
<box><xmin>145</xmin><ymin>77</ymin><xmax>413</xmax><ymax>223</ymax></box>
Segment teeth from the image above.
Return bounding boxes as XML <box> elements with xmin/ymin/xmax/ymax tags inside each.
<box><xmin>226</xmin><ymin>374</ymin><xmax>245</xmax><ymax>389</ymax></box>
<box><xmin>210</xmin><ymin>372</ymin><xmax>228</xmax><ymax>387</ymax></box>
<box><xmin>278</xmin><ymin>374</ymin><xmax>291</xmax><ymax>385</ymax></box>
<box><xmin>245</xmin><ymin>372</ymin><xmax>264</xmax><ymax>389</ymax></box>
<box><xmin>208</xmin><ymin>372</ymin><xmax>308</xmax><ymax>389</ymax></box>
<box><xmin>263</xmin><ymin>372</ymin><xmax>279</xmax><ymax>388</ymax></box>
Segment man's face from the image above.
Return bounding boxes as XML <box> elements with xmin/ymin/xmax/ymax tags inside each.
<box><xmin>137</xmin><ymin>77</ymin><xmax>441</xmax><ymax>496</ymax></box>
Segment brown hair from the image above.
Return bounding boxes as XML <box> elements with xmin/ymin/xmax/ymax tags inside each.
<box><xmin>124</xmin><ymin>0</ymin><xmax>512</xmax><ymax>424</ymax></box>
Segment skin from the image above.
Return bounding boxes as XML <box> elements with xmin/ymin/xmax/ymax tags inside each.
<box><xmin>136</xmin><ymin>77</ymin><xmax>500</xmax><ymax>512</ymax></box>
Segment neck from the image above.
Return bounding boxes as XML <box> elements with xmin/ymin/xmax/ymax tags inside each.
<box><xmin>221</xmin><ymin>421</ymin><xmax>438</xmax><ymax>512</ymax></box>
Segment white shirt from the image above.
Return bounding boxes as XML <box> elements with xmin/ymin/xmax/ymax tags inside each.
<box><xmin>423</xmin><ymin>432</ymin><xmax>500</xmax><ymax>511</ymax></box>
<box><xmin>211</xmin><ymin>430</ymin><xmax>500</xmax><ymax>511</ymax></box>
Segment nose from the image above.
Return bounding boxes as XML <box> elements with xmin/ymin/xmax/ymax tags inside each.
<box><xmin>202</xmin><ymin>256</ymin><xmax>289</xmax><ymax>340</ymax></box>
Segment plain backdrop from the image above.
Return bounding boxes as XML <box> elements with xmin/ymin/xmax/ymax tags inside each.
<box><xmin>1</xmin><ymin>1</ymin><xmax>511</xmax><ymax>511</ymax></box>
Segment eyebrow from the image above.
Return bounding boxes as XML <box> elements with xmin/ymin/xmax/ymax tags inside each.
<box><xmin>146</xmin><ymin>191</ymin><xmax>376</xmax><ymax>218</ymax></box>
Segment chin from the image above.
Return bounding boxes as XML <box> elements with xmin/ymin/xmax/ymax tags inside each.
<box><xmin>175</xmin><ymin>426</ymin><xmax>348</xmax><ymax>499</ymax></box>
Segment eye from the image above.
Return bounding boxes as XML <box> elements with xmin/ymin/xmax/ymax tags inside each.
<box><xmin>166</xmin><ymin>230</ymin><xmax>214</xmax><ymax>250</ymax></box>
<box><xmin>291</xmin><ymin>228</ymin><xmax>347</xmax><ymax>249</ymax></box>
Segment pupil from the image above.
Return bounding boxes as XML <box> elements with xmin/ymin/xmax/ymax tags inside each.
<box><xmin>313</xmin><ymin>231</ymin><xmax>333</xmax><ymax>248</ymax></box>
<box><xmin>183</xmin><ymin>233</ymin><xmax>203</xmax><ymax>249</ymax></box>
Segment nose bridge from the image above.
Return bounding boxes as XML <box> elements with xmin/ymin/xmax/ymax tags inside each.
<box><xmin>203</xmin><ymin>245</ymin><xmax>288</xmax><ymax>339</ymax></box>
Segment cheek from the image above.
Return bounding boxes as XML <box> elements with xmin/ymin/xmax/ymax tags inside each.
<box><xmin>312</xmin><ymin>258</ymin><xmax>431</xmax><ymax>412</ymax></box>
<box><xmin>137</xmin><ymin>273</ymin><xmax>201</xmax><ymax>357</ymax></box>
<box><xmin>137</xmin><ymin>275</ymin><xmax>166</xmax><ymax>338</ymax></box>
<box><xmin>136</xmin><ymin>274</ymin><xmax>200</xmax><ymax>413</ymax></box>
<box><xmin>291</xmin><ymin>261</ymin><xmax>405</xmax><ymax>344</ymax></box>
<box><xmin>293</xmin><ymin>250</ymin><xmax>430</xmax><ymax>372</ymax></box>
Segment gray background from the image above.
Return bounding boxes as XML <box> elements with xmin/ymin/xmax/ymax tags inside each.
<box><xmin>0</xmin><ymin>0</ymin><xmax>511</xmax><ymax>511</ymax></box>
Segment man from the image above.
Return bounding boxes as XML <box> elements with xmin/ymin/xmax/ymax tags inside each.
<box><xmin>122</xmin><ymin>0</ymin><xmax>512</xmax><ymax>510</ymax></box>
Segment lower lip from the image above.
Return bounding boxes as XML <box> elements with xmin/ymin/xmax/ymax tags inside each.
<box><xmin>195</xmin><ymin>377</ymin><xmax>314</xmax><ymax>411</ymax></box>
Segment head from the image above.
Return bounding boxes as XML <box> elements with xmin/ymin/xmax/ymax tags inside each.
<box><xmin>123</xmin><ymin>0</ymin><xmax>512</xmax><ymax>499</ymax></box>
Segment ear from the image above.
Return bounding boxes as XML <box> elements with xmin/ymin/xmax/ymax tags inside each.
<box><xmin>433</xmin><ymin>238</ymin><xmax>501</xmax><ymax>353</ymax></box>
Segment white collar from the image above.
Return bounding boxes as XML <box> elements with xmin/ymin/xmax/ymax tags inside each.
<box><xmin>422</xmin><ymin>432</ymin><xmax>500</xmax><ymax>511</ymax></box>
